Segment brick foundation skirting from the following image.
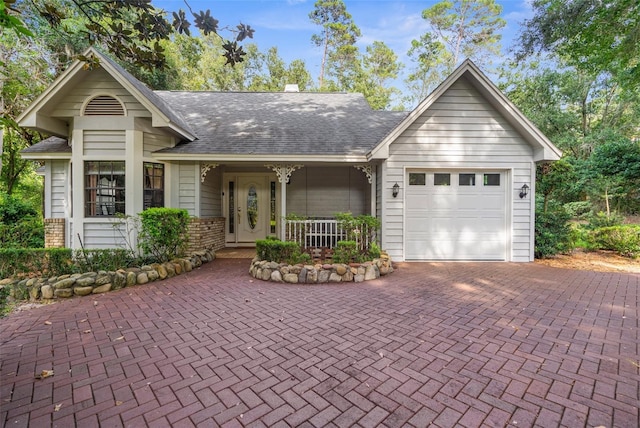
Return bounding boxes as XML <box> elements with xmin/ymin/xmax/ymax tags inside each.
<box><xmin>44</xmin><ymin>218</ymin><xmax>65</xmax><ymax>248</ymax></box>
<box><xmin>186</xmin><ymin>217</ymin><xmax>225</xmax><ymax>253</ymax></box>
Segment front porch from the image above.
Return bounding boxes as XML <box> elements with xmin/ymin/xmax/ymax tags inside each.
<box><xmin>198</xmin><ymin>163</ymin><xmax>378</xmax><ymax>249</ymax></box>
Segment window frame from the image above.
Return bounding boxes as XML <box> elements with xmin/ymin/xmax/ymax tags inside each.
<box><xmin>84</xmin><ymin>161</ymin><xmax>126</xmax><ymax>217</ymax></box>
<box><xmin>143</xmin><ymin>162</ymin><xmax>165</xmax><ymax>210</ymax></box>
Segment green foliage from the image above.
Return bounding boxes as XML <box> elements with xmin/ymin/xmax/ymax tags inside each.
<box><xmin>518</xmin><ymin>0</ymin><xmax>640</xmax><ymax>88</ymax></box>
<box><xmin>534</xmin><ymin>199</ymin><xmax>571</xmax><ymax>258</ymax></box>
<box><xmin>368</xmin><ymin>242</ymin><xmax>382</xmax><ymax>259</ymax></box>
<box><xmin>586</xmin><ymin>212</ymin><xmax>624</xmax><ymax>229</ymax></box>
<box><xmin>333</xmin><ymin>240</ymin><xmax>361</xmax><ymax>263</ymax></box>
<box><xmin>335</xmin><ymin>212</ymin><xmax>380</xmax><ymax>252</ymax></box>
<box><xmin>0</xmin><ymin>248</ymin><xmax>72</xmax><ymax>278</ymax></box>
<box><xmin>138</xmin><ymin>208</ymin><xmax>190</xmax><ymax>262</ymax></box>
<box><xmin>256</xmin><ymin>238</ymin><xmax>303</xmax><ymax>264</ymax></box>
<box><xmin>0</xmin><ymin>192</ymin><xmax>44</xmax><ymax>248</ymax></box>
<box><xmin>590</xmin><ymin>225</ymin><xmax>640</xmax><ymax>258</ymax></box>
<box><xmin>406</xmin><ymin>0</ymin><xmax>505</xmax><ymax>106</ymax></box>
<box><xmin>74</xmin><ymin>249</ymin><xmax>138</xmax><ymax>272</ymax></box>
<box><xmin>10</xmin><ymin>0</ymin><xmax>254</xmax><ymax>70</ymax></box>
<box><xmin>0</xmin><ymin>284</ymin><xmax>10</xmax><ymax>317</ymax></box>
<box><xmin>563</xmin><ymin>201</ymin><xmax>593</xmax><ymax>219</ymax></box>
<box><xmin>309</xmin><ymin>0</ymin><xmax>361</xmax><ymax>89</ymax></box>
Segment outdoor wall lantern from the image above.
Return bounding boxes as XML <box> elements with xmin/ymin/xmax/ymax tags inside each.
<box><xmin>519</xmin><ymin>183</ymin><xmax>529</xmax><ymax>199</ymax></box>
<box><xmin>392</xmin><ymin>182</ymin><xmax>400</xmax><ymax>198</ymax></box>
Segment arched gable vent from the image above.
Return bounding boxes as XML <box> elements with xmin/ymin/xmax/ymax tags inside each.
<box><xmin>83</xmin><ymin>95</ymin><xmax>125</xmax><ymax>116</ymax></box>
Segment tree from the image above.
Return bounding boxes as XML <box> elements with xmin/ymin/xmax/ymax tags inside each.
<box><xmin>3</xmin><ymin>0</ymin><xmax>254</xmax><ymax>70</ymax></box>
<box><xmin>0</xmin><ymin>32</ymin><xmax>51</xmax><ymax>194</ymax></box>
<box><xmin>246</xmin><ymin>47</ymin><xmax>314</xmax><ymax>92</ymax></box>
<box><xmin>518</xmin><ymin>0</ymin><xmax>640</xmax><ymax>88</ymax></box>
<box><xmin>309</xmin><ymin>0</ymin><xmax>361</xmax><ymax>89</ymax></box>
<box><xmin>406</xmin><ymin>0</ymin><xmax>505</xmax><ymax>105</ymax></box>
<box><xmin>354</xmin><ymin>41</ymin><xmax>402</xmax><ymax>110</ymax></box>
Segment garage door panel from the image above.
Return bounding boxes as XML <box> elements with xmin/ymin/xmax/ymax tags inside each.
<box><xmin>406</xmin><ymin>170</ymin><xmax>507</xmax><ymax>260</ymax></box>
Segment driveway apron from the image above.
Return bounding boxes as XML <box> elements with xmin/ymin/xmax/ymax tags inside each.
<box><xmin>1</xmin><ymin>259</ymin><xmax>638</xmax><ymax>427</ymax></box>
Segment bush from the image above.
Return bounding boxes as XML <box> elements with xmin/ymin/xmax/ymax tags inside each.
<box><xmin>335</xmin><ymin>212</ymin><xmax>380</xmax><ymax>253</ymax></box>
<box><xmin>256</xmin><ymin>238</ymin><xmax>303</xmax><ymax>264</ymax></box>
<box><xmin>535</xmin><ymin>201</ymin><xmax>571</xmax><ymax>258</ymax></box>
<box><xmin>0</xmin><ymin>193</ymin><xmax>44</xmax><ymax>248</ymax></box>
<box><xmin>0</xmin><ymin>248</ymin><xmax>73</xmax><ymax>278</ymax></box>
<box><xmin>0</xmin><ymin>284</ymin><xmax>10</xmax><ymax>315</ymax></box>
<box><xmin>563</xmin><ymin>201</ymin><xmax>593</xmax><ymax>219</ymax></box>
<box><xmin>587</xmin><ymin>211</ymin><xmax>624</xmax><ymax>229</ymax></box>
<box><xmin>590</xmin><ymin>225</ymin><xmax>640</xmax><ymax>257</ymax></box>
<box><xmin>74</xmin><ymin>249</ymin><xmax>139</xmax><ymax>272</ymax></box>
<box><xmin>138</xmin><ymin>208</ymin><xmax>190</xmax><ymax>262</ymax></box>
<box><xmin>333</xmin><ymin>241</ymin><xmax>361</xmax><ymax>263</ymax></box>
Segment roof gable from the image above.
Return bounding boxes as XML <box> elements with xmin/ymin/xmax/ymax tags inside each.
<box><xmin>18</xmin><ymin>47</ymin><xmax>196</xmax><ymax>140</ymax></box>
<box><xmin>368</xmin><ymin>59</ymin><xmax>562</xmax><ymax>162</ymax></box>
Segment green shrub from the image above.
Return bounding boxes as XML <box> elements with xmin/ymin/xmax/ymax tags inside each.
<box><xmin>587</xmin><ymin>211</ymin><xmax>624</xmax><ymax>229</ymax></box>
<box><xmin>368</xmin><ymin>242</ymin><xmax>382</xmax><ymax>259</ymax></box>
<box><xmin>563</xmin><ymin>201</ymin><xmax>593</xmax><ymax>219</ymax></box>
<box><xmin>333</xmin><ymin>240</ymin><xmax>362</xmax><ymax>263</ymax></box>
<box><xmin>0</xmin><ymin>193</ymin><xmax>44</xmax><ymax>248</ymax></box>
<box><xmin>591</xmin><ymin>225</ymin><xmax>640</xmax><ymax>257</ymax></box>
<box><xmin>335</xmin><ymin>212</ymin><xmax>381</xmax><ymax>253</ymax></box>
<box><xmin>74</xmin><ymin>249</ymin><xmax>139</xmax><ymax>272</ymax></box>
<box><xmin>138</xmin><ymin>208</ymin><xmax>190</xmax><ymax>262</ymax></box>
<box><xmin>256</xmin><ymin>238</ymin><xmax>303</xmax><ymax>263</ymax></box>
<box><xmin>568</xmin><ymin>225</ymin><xmax>598</xmax><ymax>251</ymax></box>
<box><xmin>535</xmin><ymin>201</ymin><xmax>571</xmax><ymax>258</ymax></box>
<box><xmin>0</xmin><ymin>285</ymin><xmax>10</xmax><ymax>317</ymax></box>
<box><xmin>0</xmin><ymin>248</ymin><xmax>73</xmax><ymax>278</ymax></box>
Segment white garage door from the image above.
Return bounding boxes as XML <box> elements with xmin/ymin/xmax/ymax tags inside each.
<box><xmin>405</xmin><ymin>171</ymin><xmax>507</xmax><ymax>260</ymax></box>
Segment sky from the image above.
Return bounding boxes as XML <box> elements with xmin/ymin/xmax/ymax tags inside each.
<box><xmin>154</xmin><ymin>0</ymin><xmax>535</xmax><ymax>97</ymax></box>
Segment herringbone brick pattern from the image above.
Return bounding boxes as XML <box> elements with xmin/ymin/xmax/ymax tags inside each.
<box><xmin>1</xmin><ymin>259</ymin><xmax>638</xmax><ymax>427</ymax></box>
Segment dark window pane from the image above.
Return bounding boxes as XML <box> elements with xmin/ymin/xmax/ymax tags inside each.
<box><xmin>484</xmin><ymin>173</ymin><xmax>500</xmax><ymax>186</ymax></box>
<box><xmin>459</xmin><ymin>173</ymin><xmax>475</xmax><ymax>186</ymax></box>
<box><xmin>434</xmin><ymin>173</ymin><xmax>451</xmax><ymax>186</ymax></box>
<box><xmin>409</xmin><ymin>173</ymin><xmax>426</xmax><ymax>185</ymax></box>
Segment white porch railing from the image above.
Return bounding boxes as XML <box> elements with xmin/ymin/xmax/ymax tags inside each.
<box><xmin>285</xmin><ymin>218</ymin><xmax>374</xmax><ymax>250</ymax></box>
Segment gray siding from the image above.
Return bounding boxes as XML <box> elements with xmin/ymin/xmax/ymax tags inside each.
<box><xmin>83</xmin><ymin>130</ymin><xmax>126</xmax><ymax>156</ymax></box>
<box><xmin>287</xmin><ymin>167</ymin><xmax>368</xmax><ymax>217</ymax></box>
<box><xmin>178</xmin><ymin>162</ymin><xmax>197</xmax><ymax>216</ymax></box>
<box><xmin>83</xmin><ymin>221</ymin><xmax>128</xmax><ymax>249</ymax></box>
<box><xmin>50</xmin><ymin>160</ymin><xmax>69</xmax><ymax>218</ymax></box>
<box><xmin>49</xmin><ymin>67</ymin><xmax>150</xmax><ymax>118</ymax></box>
<box><xmin>201</xmin><ymin>166</ymin><xmax>222</xmax><ymax>217</ymax></box>
<box><xmin>384</xmin><ymin>76</ymin><xmax>534</xmax><ymax>262</ymax></box>
<box><xmin>143</xmin><ymin>132</ymin><xmax>173</xmax><ymax>157</ymax></box>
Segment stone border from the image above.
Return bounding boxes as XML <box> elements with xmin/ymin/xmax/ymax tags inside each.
<box><xmin>249</xmin><ymin>254</ymin><xmax>393</xmax><ymax>283</ymax></box>
<box><xmin>0</xmin><ymin>250</ymin><xmax>215</xmax><ymax>302</ymax></box>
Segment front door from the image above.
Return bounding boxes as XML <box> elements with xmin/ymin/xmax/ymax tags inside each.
<box><xmin>236</xmin><ymin>175</ymin><xmax>269</xmax><ymax>243</ymax></box>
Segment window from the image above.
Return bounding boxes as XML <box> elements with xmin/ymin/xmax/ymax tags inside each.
<box><xmin>228</xmin><ymin>181</ymin><xmax>235</xmax><ymax>234</ymax></box>
<box><xmin>85</xmin><ymin>161</ymin><xmax>125</xmax><ymax>216</ymax></box>
<box><xmin>270</xmin><ymin>181</ymin><xmax>276</xmax><ymax>234</ymax></box>
<box><xmin>143</xmin><ymin>163</ymin><xmax>164</xmax><ymax>210</ymax></box>
<box><xmin>434</xmin><ymin>173</ymin><xmax>451</xmax><ymax>186</ymax></box>
<box><xmin>409</xmin><ymin>173</ymin><xmax>426</xmax><ymax>185</ymax></box>
<box><xmin>483</xmin><ymin>173</ymin><xmax>501</xmax><ymax>186</ymax></box>
<box><xmin>459</xmin><ymin>173</ymin><xmax>476</xmax><ymax>186</ymax></box>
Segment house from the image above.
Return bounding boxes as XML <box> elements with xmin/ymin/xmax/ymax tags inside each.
<box><xmin>18</xmin><ymin>48</ymin><xmax>561</xmax><ymax>262</ymax></box>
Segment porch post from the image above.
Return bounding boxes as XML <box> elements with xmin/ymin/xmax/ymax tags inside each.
<box><xmin>354</xmin><ymin>164</ymin><xmax>375</xmax><ymax>215</ymax></box>
<box><xmin>265</xmin><ymin>164</ymin><xmax>303</xmax><ymax>239</ymax></box>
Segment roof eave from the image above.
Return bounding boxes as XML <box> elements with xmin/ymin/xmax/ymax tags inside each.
<box><xmin>151</xmin><ymin>153</ymin><xmax>371</xmax><ymax>163</ymax></box>
<box><xmin>20</xmin><ymin>152</ymin><xmax>72</xmax><ymax>160</ymax></box>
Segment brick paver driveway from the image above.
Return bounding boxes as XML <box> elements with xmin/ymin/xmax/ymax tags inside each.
<box><xmin>1</xmin><ymin>259</ymin><xmax>638</xmax><ymax>427</ymax></box>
